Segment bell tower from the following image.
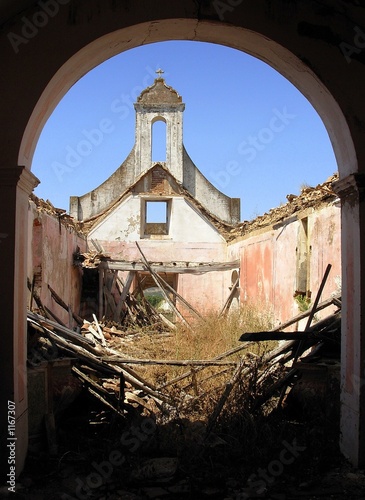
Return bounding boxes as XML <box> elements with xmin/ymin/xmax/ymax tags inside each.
<box><xmin>134</xmin><ymin>70</ymin><xmax>185</xmax><ymax>182</ymax></box>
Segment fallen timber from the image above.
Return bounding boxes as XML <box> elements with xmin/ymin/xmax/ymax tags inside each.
<box><xmin>98</xmin><ymin>258</ymin><xmax>240</xmax><ymax>274</ymax></box>
<box><xmin>101</xmin><ymin>357</ymin><xmax>240</xmax><ymax>366</ymax></box>
<box><xmin>238</xmin><ymin>289</ymin><xmax>341</xmax><ymax>412</ymax></box>
<box><xmin>27</xmin><ymin>312</ymin><xmax>176</xmax><ymax>410</ymax></box>
<box><xmin>27</xmin><ymin>257</ymin><xmax>341</xmax><ymax>441</ymax></box>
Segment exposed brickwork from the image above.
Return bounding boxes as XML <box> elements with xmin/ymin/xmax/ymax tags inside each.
<box><xmin>151</xmin><ymin>166</ymin><xmax>167</xmax><ymax>194</ymax></box>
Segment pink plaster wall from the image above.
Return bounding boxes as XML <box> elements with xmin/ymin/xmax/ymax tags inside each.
<box><xmin>177</xmin><ymin>271</ymin><xmax>233</xmax><ymax>315</ymax></box>
<box><xmin>228</xmin><ymin>203</ymin><xmax>341</xmax><ymax>328</ymax></box>
<box><xmin>96</xmin><ymin>239</ymin><xmax>230</xmax><ymax>314</ymax></box>
<box><xmin>28</xmin><ymin>202</ymin><xmax>87</xmax><ymax>325</ymax></box>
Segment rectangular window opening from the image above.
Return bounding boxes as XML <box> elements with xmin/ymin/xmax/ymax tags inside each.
<box><xmin>146</xmin><ymin>201</ymin><xmax>167</xmax><ymax>223</ymax></box>
<box><xmin>296</xmin><ymin>217</ymin><xmax>310</xmax><ymax>297</ymax></box>
<box><xmin>143</xmin><ymin>200</ymin><xmax>169</xmax><ymax>236</ymax></box>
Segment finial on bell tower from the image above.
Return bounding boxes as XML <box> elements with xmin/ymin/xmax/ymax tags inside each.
<box><xmin>155</xmin><ymin>68</ymin><xmax>164</xmax><ymax>79</ymax></box>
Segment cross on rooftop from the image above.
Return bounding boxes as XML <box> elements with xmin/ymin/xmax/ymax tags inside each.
<box><xmin>156</xmin><ymin>68</ymin><xmax>164</xmax><ymax>78</ymax></box>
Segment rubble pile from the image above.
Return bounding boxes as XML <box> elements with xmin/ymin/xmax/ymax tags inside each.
<box><xmin>228</xmin><ymin>174</ymin><xmax>339</xmax><ymax>240</ymax></box>
<box><xmin>29</xmin><ymin>193</ymin><xmax>85</xmax><ymax>234</ymax></box>
<box><xmin>23</xmin><ymin>259</ymin><xmax>347</xmax><ymax>499</ymax></box>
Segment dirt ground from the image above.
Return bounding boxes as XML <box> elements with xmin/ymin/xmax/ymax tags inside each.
<box><xmin>3</xmin><ymin>388</ymin><xmax>365</xmax><ymax>500</ymax></box>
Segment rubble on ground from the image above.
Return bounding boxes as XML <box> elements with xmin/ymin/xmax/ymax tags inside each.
<box><xmin>21</xmin><ymin>258</ymin><xmax>351</xmax><ymax>499</ymax></box>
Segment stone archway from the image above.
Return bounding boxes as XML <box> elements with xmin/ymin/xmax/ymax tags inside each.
<box><xmin>1</xmin><ymin>1</ymin><xmax>364</xmax><ymax>477</ymax></box>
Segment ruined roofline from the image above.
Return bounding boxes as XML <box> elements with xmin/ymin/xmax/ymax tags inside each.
<box><xmin>227</xmin><ymin>173</ymin><xmax>339</xmax><ymax>242</ymax></box>
<box><xmin>77</xmin><ymin>163</ymin><xmax>236</xmax><ymax>238</ymax></box>
<box><xmin>29</xmin><ymin>193</ymin><xmax>86</xmax><ymax>236</ymax></box>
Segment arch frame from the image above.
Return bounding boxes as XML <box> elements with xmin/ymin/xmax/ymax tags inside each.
<box><xmin>0</xmin><ymin>2</ymin><xmax>364</xmax><ymax>475</ymax></box>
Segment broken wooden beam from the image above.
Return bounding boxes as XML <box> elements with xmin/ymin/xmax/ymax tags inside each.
<box><xmin>239</xmin><ymin>331</ymin><xmax>331</xmax><ymax>342</ymax></box>
<box><xmin>114</xmin><ymin>271</ymin><xmax>136</xmax><ymax>322</ymax></box>
<box><xmin>48</xmin><ymin>284</ymin><xmax>83</xmax><ymax>325</ymax></box>
<box><xmin>99</xmin><ymin>259</ymin><xmax>241</xmax><ymax>274</ymax></box>
<box><xmin>156</xmin><ymin>343</ymin><xmax>250</xmax><ymax>390</ymax></box>
<box><xmin>271</xmin><ymin>291</ymin><xmax>340</xmax><ymax>332</ymax></box>
<box><xmin>136</xmin><ymin>242</ymin><xmax>191</xmax><ymax>329</ymax></box>
<box><xmin>219</xmin><ymin>276</ymin><xmax>240</xmax><ymax>318</ymax></box>
<box><xmin>101</xmin><ymin>357</ymin><xmax>239</xmax><ymax>367</ymax></box>
<box><xmin>156</xmin><ymin>273</ymin><xmax>205</xmax><ymax>321</ymax></box>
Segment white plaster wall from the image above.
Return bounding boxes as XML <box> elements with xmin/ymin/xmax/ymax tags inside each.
<box><xmin>89</xmin><ymin>194</ymin><xmax>225</xmax><ymax>244</ymax></box>
<box><xmin>169</xmin><ymin>198</ymin><xmax>225</xmax><ymax>243</ymax></box>
<box><xmin>89</xmin><ymin>195</ymin><xmax>141</xmax><ymax>242</ymax></box>
<box><xmin>183</xmin><ymin>148</ymin><xmax>240</xmax><ymax>224</ymax></box>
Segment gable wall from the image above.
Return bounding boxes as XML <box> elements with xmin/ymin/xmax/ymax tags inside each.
<box><xmin>88</xmin><ymin>193</ymin><xmax>226</xmax><ymax>245</ymax></box>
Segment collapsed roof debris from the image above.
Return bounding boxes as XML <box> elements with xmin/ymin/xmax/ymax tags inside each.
<box><xmin>228</xmin><ymin>173</ymin><xmax>339</xmax><ymax>240</ymax></box>
<box><xmin>27</xmin><ymin>254</ymin><xmax>341</xmax><ymax>431</ymax></box>
<box><xmin>29</xmin><ymin>193</ymin><xmax>86</xmax><ymax>235</ymax></box>
<box><xmin>30</xmin><ymin>173</ymin><xmax>339</xmax><ymax>243</ymax></box>
<box><xmin>24</xmin><ymin>256</ymin><xmax>345</xmax><ymax>498</ymax></box>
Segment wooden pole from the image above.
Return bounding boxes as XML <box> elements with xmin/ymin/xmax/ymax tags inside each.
<box><xmin>135</xmin><ymin>242</ymin><xmax>191</xmax><ymax>328</ymax></box>
<box><xmin>98</xmin><ymin>267</ymin><xmax>104</xmax><ymax>320</ymax></box>
<box><xmin>101</xmin><ymin>357</ymin><xmax>238</xmax><ymax>366</ymax></box>
<box><xmin>157</xmin><ymin>273</ymin><xmax>205</xmax><ymax>321</ymax></box>
<box><xmin>114</xmin><ymin>271</ymin><xmax>136</xmax><ymax>322</ymax></box>
<box><xmin>219</xmin><ymin>276</ymin><xmax>240</xmax><ymax>318</ymax></box>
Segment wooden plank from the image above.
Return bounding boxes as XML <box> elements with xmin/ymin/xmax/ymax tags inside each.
<box><xmin>48</xmin><ymin>284</ymin><xmax>83</xmax><ymax>325</ymax></box>
<box><xmin>29</xmin><ymin>274</ymin><xmax>35</xmax><ymax>311</ymax></box>
<box><xmin>90</xmin><ymin>238</ymin><xmax>104</xmax><ymax>253</ymax></box>
<box><xmin>239</xmin><ymin>331</ymin><xmax>328</xmax><ymax>342</ymax></box>
<box><xmin>28</xmin><ymin>312</ymin><xmax>99</xmax><ymax>350</ymax></box>
<box><xmin>43</xmin><ymin>305</ymin><xmax>67</xmax><ymax>327</ymax></box>
<box><xmin>103</xmin><ymin>286</ymin><xmax>116</xmax><ymax>315</ymax></box>
<box><xmin>101</xmin><ymin>357</ymin><xmax>238</xmax><ymax>366</ymax></box>
<box><xmin>306</xmin><ymin>263</ymin><xmax>332</xmax><ymax>330</ymax></box>
<box><xmin>116</xmin><ymin>278</ymin><xmax>137</xmax><ymax>323</ymax></box>
<box><xmin>158</xmin><ymin>313</ymin><xmax>177</xmax><ymax>330</ymax></box>
<box><xmin>30</xmin><ymin>311</ymin><xmax>176</xmax><ymax>406</ymax></box>
<box><xmin>114</xmin><ymin>271</ymin><xmax>136</xmax><ymax>322</ymax></box>
<box><xmin>271</xmin><ymin>291</ymin><xmax>340</xmax><ymax>332</ymax></box>
<box><xmin>156</xmin><ymin>344</ymin><xmax>250</xmax><ymax>390</ymax></box>
<box><xmin>99</xmin><ymin>259</ymin><xmax>240</xmax><ymax>274</ymax></box>
<box><xmin>92</xmin><ymin>314</ymin><xmax>107</xmax><ymax>346</ymax></box>
<box><xmin>156</xmin><ymin>273</ymin><xmax>204</xmax><ymax>321</ymax></box>
<box><xmin>135</xmin><ymin>242</ymin><xmax>191</xmax><ymax>329</ymax></box>
<box><xmin>293</xmin><ymin>263</ymin><xmax>332</xmax><ymax>363</ymax></box>
<box><xmin>219</xmin><ymin>276</ymin><xmax>240</xmax><ymax>318</ymax></box>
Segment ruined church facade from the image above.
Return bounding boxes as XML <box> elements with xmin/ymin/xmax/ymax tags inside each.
<box><xmin>69</xmin><ymin>77</ymin><xmax>241</xmax><ymax>313</ymax></box>
<box><xmin>27</xmin><ymin>77</ymin><xmax>341</xmax><ymax>327</ymax></box>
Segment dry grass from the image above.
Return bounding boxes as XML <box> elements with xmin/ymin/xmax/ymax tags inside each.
<box><xmin>113</xmin><ymin>303</ymin><xmax>276</xmax><ymax>425</ymax></box>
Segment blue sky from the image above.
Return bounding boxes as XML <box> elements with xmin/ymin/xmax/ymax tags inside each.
<box><xmin>32</xmin><ymin>41</ymin><xmax>338</xmax><ymax>221</ymax></box>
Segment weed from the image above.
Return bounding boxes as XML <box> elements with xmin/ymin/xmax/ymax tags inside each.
<box><xmin>295</xmin><ymin>294</ymin><xmax>311</xmax><ymax>312</ymax></box>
